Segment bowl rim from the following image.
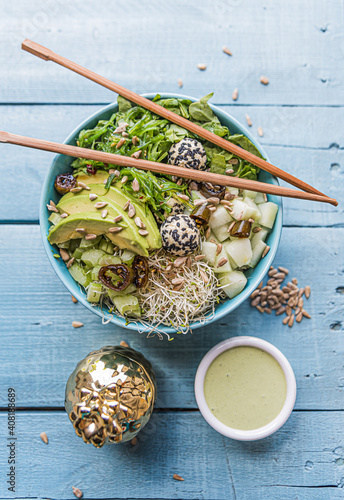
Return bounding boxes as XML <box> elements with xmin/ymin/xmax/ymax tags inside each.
<box><xmin>194</xmin><ymin>336</ymin><xmax>297</xmax><ymax>440</ymax></box>
<box><xmin>40</xmin><ymin>92</ymin><xmax>283</xmax><ymax>334</ymax></box>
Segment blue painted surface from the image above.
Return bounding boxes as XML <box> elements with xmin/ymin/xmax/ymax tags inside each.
<box><xmin>0</xmin><ymin>0</ymin><xmax>343</xmax><ymax>498</ymax></box>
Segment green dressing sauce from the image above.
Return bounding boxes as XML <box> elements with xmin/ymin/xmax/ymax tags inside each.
<box><xmin>204</xmin><ymin>346</ymin><xmax>287</xmax><ymax>430</ymax></box>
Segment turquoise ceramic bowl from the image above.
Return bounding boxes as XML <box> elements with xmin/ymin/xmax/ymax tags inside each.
<box><xmin>40</xmin><ymin>93</ymin><xmax>282</xmax><ymax>334</ymax></box>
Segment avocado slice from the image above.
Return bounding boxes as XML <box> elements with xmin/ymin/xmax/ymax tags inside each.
<box><xmin>76</xmin><ymin>170</ymin><xmax>109</xmax><ymax>185</ymax></box>
<box><xmin>48</xmin><ymin>212</ymin><xmax>149</xmax><ymax>256</ymax></box>
<box><xmin>56</xmin><ymin>193</ymin><xmax>149</xmax><ymax>252</ymax></box>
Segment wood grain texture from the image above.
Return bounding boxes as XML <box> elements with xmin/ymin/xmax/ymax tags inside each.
<box><xmin>0</xmin><ymin>411</ymin><xmax>344</xmax><ymax>499</ymax></box>
<box><xmin>1</xmin><ymin>0</ymin><xmax>343</xmax><ymax>105</ymax></box>
<box><xmin>0</xmin><ymin>225</ymin><xmax>343</xmax><ymax>410</ymax></box>
<box><xmin>0</xmin><ymin>105</ymin><xmax>342</xmax><ymax>225</ymax></box>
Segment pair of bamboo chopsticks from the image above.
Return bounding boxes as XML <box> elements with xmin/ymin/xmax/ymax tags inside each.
<box><xmin>0</xmin><ymin>39</ymin><xmax>337</xmax><ymax>207</ymax></box>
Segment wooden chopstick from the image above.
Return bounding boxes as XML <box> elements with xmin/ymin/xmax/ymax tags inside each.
<box><xmin>0</xmin><ymin>131</ymin><xmax>338</xmax><ymax>206</ymax></box>
<box><xmin>22</xmin><ymin>39</ymin><xmax>328</xmax><ymax>199</ymax></box>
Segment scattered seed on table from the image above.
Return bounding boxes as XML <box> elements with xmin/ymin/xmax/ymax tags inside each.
<box><xmin>260</xmin><ymin>75</ymin><xmax>269</xmax><ymax>85</ymax></box>
<box><xmin>178</xmin><ymin>78</ymin><xmax>183</xmax><ymax>88</ymax></box>
<box><xmin>131</xmin><ymin>437</ymin><xmax>138</xmax><ymax>446</ymax></box>
<box><xmin>40</xmin><ymin>432</ymin><xmax>48</xmax><ymax>444</ymax></box>
<box><xmin>120</xmin><ymin>340</ymin><xmax>129</xmax><ymax>347</ymax></box>
<box><xmin>302</xmin><ymin>309</ymin><xmax>311</xmax><ymax>319</ymax></box>
<box><xmin>250</xmin><ymin>289</ymin><xmax>260</xmax><ymax>299</ymax></box>
<box><xmin>278</xmin><ymin>266</ymin><xmax>289</xmax><ymax>274</ymax></box>
<box><xmin>288</xmin><ymin>315</ymin><xmax>295</xmax><ymax>327</ymax></box>
<box><xmin>222</xmin><ymin>46</ymin><xmax>232</xmax><ymax>56</ymax></box>
<box><xmin>257</xmin><ymin>126</ymin><xmax>264</xmax><ymax>137</ymax></box>
<box><xmin>283</xmin><ymin>316</ymin><xmax>290</xmax><ymax>325</ymax></box>
<box><xmin>72</xmin><ymin>487</ymin><xmax>83</xmax><ymax>499</ymax></box>
<box><xmin>245</xmin><ymin>114</ymin><xmax>252</xmax><ymax>127</ymax></box>
<box><xmin>232</xmin><ymin>88</ymin><xmax>239</xmax><ymax>101</ymax></box>
<box><xmin>72</xmin><ymin>321</ymin><xmax>84</xmax><ymax>328</ymax></box>
<box><xmin>296</xmin><ymin>312</ymin><xmax>303</xmax><ymax>323</ymax></box>
<box><xmin>173</xmin><ymin>474</ymin><xmax>184</xmax><ymax>481</ymax></box>
<box><xmin>256</xmin><ymin>305</ymin><xmax>265</xmax><ymax>313</ymax></box>
<box><xmin>71</xmin><ymin>295</ymin><xmax>78</xmax><ymax>304</ymax></box>
<box><xmin>305</xmin><ymin>286</ymin><xmax>311</xmax><ymax>299</ymax></box>
<box><xmin>197</xmin><ymin>63</ymin><xmax>207</xmax><ymax>70</ymax></box>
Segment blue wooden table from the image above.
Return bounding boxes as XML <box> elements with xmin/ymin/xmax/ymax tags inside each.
<box><xmin>1</xmin><ymin>1</ymin><xmax>343</xmax><ymax>498</ymax></box>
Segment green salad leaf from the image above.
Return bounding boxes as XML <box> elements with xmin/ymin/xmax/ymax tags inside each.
<box><xmin>189</xmin><ymin>93</ymin><xmax>215</xmax><ymax>122</ymax></box>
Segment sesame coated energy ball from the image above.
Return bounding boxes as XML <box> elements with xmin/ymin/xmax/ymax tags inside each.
<box><xmin>168</xmin><ymin>138</ymin><xmax>207</xmax><ymax>171</ymax></box>
<box><xmin>164</xmin><ymin>197</ymin><xmax>184</xmax><ymax>217</ymax></box>
<box><xmin>160</xmin><ymin>214</ymin><xmax>201</xmax><ymax>256</ymax></box>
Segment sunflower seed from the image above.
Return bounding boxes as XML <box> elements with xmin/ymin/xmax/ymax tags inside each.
<box><xmin>256</xmin><ymin>305</ymin><xmax>265</xmax><ymax>313</ymax></box>
<box><xmin>173</xmin><ymin>474</ymin><xmax>184</xmax><ymax>481</ymax></box>
<box><xmin>132</xmin><ymin>178</ymin><xmax>140</xmax><ymax>192</ymax></box>
<box><xmin>257</xmin><ymin>127</ymin><xmax>264</xmax><ymax>137</ymax></box>
<box><xmin>289</xmin><ymin>289</ymin><xmax>298</xmax><ymax>296</ymax></box>
<box><xmin>173</xmin><ymin>283</ymin><xmax>184</xmax><ymax>291</ymax></box>
<box><xmin>216</xmin><ymin>243</ymin><xmax>222</xmax><ymax>256</ymax></box>
<box><xmin>60</xmin><ymin>213</ymin><xmax>69</xmax><ymax>218</ymax></box>
<box><xmin>199</xmin><ymin>269</ymin><xmax>209</xmax><ymax>284</ymax></box>
<box><xmin>177</xmin><ymin>193</ymin><xmax>190</xmax><ymax>201</ymax></box>
<box><xmin>128</xmin><ymin>203</ymin><xmax>136</xmax><ymax>218</ymax></box>
<box><xmin>109</xmin><ymin>169</ymin><xmax>120</xmax><ymax>177</ymax></box>
<box><xmin>116</xmin><ymin>138</ymin><xmax>126</xmax><ymax>149</ymax></box>
<box><xmin>131</xmin><ymin>436</ymin><xmax>138</xmax><ymax>445</ymax></box>
<box><xmin>72</xmin><ymin>321</ymin><xmax>83</xmax><ymax>328</ymax></box>
<box><xmin>85</xmin><ymin>234</ymin><xmax>97</xmax><ymax>240</ymax></box>
<box><xmin>250</xmin><ymin>289</ymin><xmax>260</xmax><ymax>299</ymax></box>
<box><xmin>295</xmin><ymin>307</ymin><xmax>301</xmax><ymax>316</ymax></box>
<box><xmin>288</xmin><ymin>315</ymin><xmax>295</xmax><ymax>327</ymax></box>
<box><xmin>258</xmin><ymin>281</ymin><xmax>263</xmax><ymax>289</ymax></box>
<box><xmin>283</xmin><ymin>316</ymin><xmax>290</xmax><ymax>325</ymax></box>
<box><xmin>77</xmin><ymin>181</ymin><xmax>90</xmax><ymax>190</ymax></box>
<box><xmin>227</xmin><ymin>221</ymin><xmax>235</xmax><ymax>233</ymax></box>
<box><xmin>134</xmin><ymin>216</ymin><xmax>145</xmax><ymax>229</ymax></box>
<box><xmin>222</xmin><ymin>46</ymin><xmax>232</xmax><ymax>56</ymax></box>
<box><xmin>60</xmin><ymin>249</ymin><xmax>70</xmax><ymax>261</ymax></box>
<box><xmin>251</xmin><ymin>297</ymin><xmax>261</xmax><ymax>307</ymax></box>
<box><xmin>225</xmin><ymin>169</ymin><xmax>234</xmax><ymax>175</ymax></box>
<box><xmin>261</xmin><ymin>300</ymin><xmax>267</xmax><ymax>307</ymax></box>
<box><xmin>262</xmin><ymin>245</ymin><xmax>270</xmax><ymax>258</ymax></box>
<box><xmin>131</xmin><ymin>150</ymin><xmax>142</xmax><ymax>159</ymax></box>
<box><xmin>94</xmin><ymin>201</ymin><xmax>108</xmax><ymax>209</ymax></box>
<box><xmin>252</xmin><ymin>227</ymin><xmax>262</xmax><ymax>233</ymax></box>
<box><xmin>302</xmin><ymin>309</ymin><xmax>311</xmax><ymax>319</ymax></box>
<box><xmin>40</xmin><ymin>432</ymin><xmax>48</xmax><ymax>444</ymax></box>
<box><xmin>208</xmin><ymin>206</ymin><xmax>217</xmax><ymax>212</ymax></box>
<box><xmin>205</xmin><ymin>227</ymin><xmax>211</xmax><ymax>239</ymax></box>
<box><xmin>67</xmin><ymin>258</ymin><xmax>75</xmax><ymax>268</ymax></box>
<box><xmin>274</xmin><ymin>272</ymin><xmax>286</xmax><ymax>280</ymax></box>
<box><xmin>278</xmin><ymin>266</ymin><xmax>289</xmax><ymax>274</ymax></box>
<box><xmin>132</xmin><ymin>136</ymin><xmax>139</xmax><ymax>146</ymax></box>
<box><xmin>123</xmin><ymin>200</ymin><xmax>130</xmax><ymax>210</ymax></box>
<box><xmin>174</xmin><ymin>256</ymin><xmax>187</xmax><ymax>267</ymax></box>
<box><xmin>217</xmin><ymin>257</ymin><xmax>228</xmax><ymax>268</ymax></box>
<box><xmin>275</xmin><ymin>306</ymin><xmax>286</xmax><ymax>316</ymax></box>
<box><xmin>172</xmin><ymin>277</ymin><xmax>184</xmax><ymax>286</ymax></box>
<box><xmin>298</xmin><ymin>297</ymin><xmax>304</xmax><ymax>308</ymax></box>
<box><xmin>72</xmin><ymin>486</ymin><xmax>83</xmax><ymax>498</ymax></box>
<box><xmin>178</xmin><ymin>78</ymin><xmax>183</xmax><ymax>88</ymax></box>
<box><xmin>265</xmin><ymin>307</ymin><xmax>272</xmax><ymax>314</ymax></box>
<box><xmin>189</xmin><ymin>182</ymin><xmax>198</xmax><ymax>191</ymax></box>
<box><xmin>292</xmin><ymin>278</ymin><xmax>298</xmax><ymax>285</ymax></box>
<box><xmin>122</xmin><ymin>131</ymin><xmax>129</xmax><ymax>137</ymax></box>
<box><xmin>109</xmin><ymin>227</ymin><xmax>123</xmax><ymax>233</ymax></box>
<box><xmin>101</xmin><ymin>209</ymin><xmax>108</xmax><ymax>219</ymax></box>
<box><xmin>47</xmin><ymin>204</ymin><xmax>59</xmax><ymax>213</ymax></box>
<box><xmin>224</xmin><ymin>193</ymin><xmax>236</xmax><ymax>201</ymax></box>
<box><xmin>260</xmin><ymin>75</ymin><xmax>269</xmax><ymax>85</ymax></box>
<box><xmin>121</xmin><ymin>175</ymin><xmax>128</xmax><ymax>184</ymax></box>
<box><xmin>245</xmin><ymin>114</ymin><xmax>252</xmax><ymax>127</ymax></box>
<box><xmin>70</xmin><ymin>187</ymin><xmax>83</xmax><ymax>193</ymax></box>
<box><xmin>120</xmin><ymin>340</ymin><xmax>129</xmax><ymax>347</ymax></box>
<box><xmin>296</xmin><ymin>312</ymin><xmax>303</xmax><ymax>323</ymax></box>
<box><xmin>75</xmin><ymin>228</ymin><xmax>86</xmax><ymax>233</ymax></box>
<box><xmin>232</xmin><ymin>88</ymin><xmax>239</xmax><ymax>101</ymax></box>
<box><xmin>114</xmin><ymin>122</ymin><xmax>129</xmax><ymax>134</ymax></box>
<box><xmin>305</xmin><ymin>286</ymin><xmax>311</xmax><ymax>299</ymax></box>
<box><xmin>207</xmin><ymin>197</ymin><xmax>220</xmax><ymax>205</ymax></box>
<box><xmin>71</xmin><ymin>295</ymin><xmax>78</xmax><ymax>304</ymax></box>
<box><xmin>298</xmin><ymin>287</ymin><xmax>305</xmax><ymax>298</ymax></box>
<box><xmin>194</xmin><ymin>199</ymin><xmax>208</xmax><ymax>206</ymax></box>
<box><xmin>220</xmin><ymin>200</ymin><xmax>233</xmax><ymax>207</ymax></box>
<box><xmin>195</xmin><ymin>254</ymin><xmax>205</xmax><ymax>261</ymax></box>
<box><xmin>139</xmin><ymin>229</ymin><xmax>149</xmax><ymax>236</ymax></box>
<box><xmin>197</xmin><ymin>63</ymin><xmax>207</xmax><ymax>70</ymax></box>
<box><xmin>268</xmin><ymin>269</ymin><xmax>278</xmax><ymax>277</ymax></box>
<box><xmin>113</xmin><ymin>215</ymin><xmax>123</xmax><ymax>223</ymax></box>
<box><xmin>89</xmin><ymin>193</ymin><xmax>98</xmax><ymax>201</ymax></box>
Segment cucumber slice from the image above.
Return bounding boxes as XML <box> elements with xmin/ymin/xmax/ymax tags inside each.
<box><xmin>254</xmin><ymin>192</ymin><xmax>266</xmax><ymax>205</ymax></box>
<box><xmin>48</xmin><ymin>212</ymin><xmax>62</xmax><ymax>225</ymax></box>
<box><xmin>87</xmin><ymin>282</ymin><xmax>103</xmax><ymax>303</ymax></box>
<box><xmin>107</xmin><ymin>283</ymin><xmax>137</xmax><ymax>298</ymax></box>
<box><xmin>210</xmin><ymin>205</ymin><xmax>233</xmax><ymax>229</ymax></box>
<box><xmin>79</xmin><ymin>235</ymin><xmax>102</xmax><ymax>249</ymax></box>
<box><xmin>91</xmin><ymin>265</ymin><xmax>102</xmax><ymax>281</ymax></box>
<box><xmin>98</xmin><ymin>255</ymin><xmax>122</xmax><ymax>266</ymax></box>
<box><xmin>230</xmin><ymin>198</ymin><xmax>260</xmax><ymax>221</ymax></box>
<box><xmin>112</xmin><ymin>294</ymin><xmax>141</xmax><ymax>317</ymax></box>
<box><xmin>242</xmin><ymin>189</ymin><xmax>257</xmax><ymax>199</ymax></box>
<box><xmin>121</xmin><ymin>250</ymin><xmax>136</xmax><ymax>264</ymax></box>
<box><xmin>249</xmin><ymin>240</ymin><xmax>267</xmax><ymax>268</ymax></box>
<box><xmin>201</xmin><ymin>241</ymin><xmax>217</xmax><ymax>267</ymax></box>
<box><xmin>68</xmin><ymin>263</ymin><xmax>91</xmax><ymax>287</ymax></box>
<box><xmin>226</xmin><ymin>187</ymin><xmax>239</xmax><ymax>196</ymax></box>
<box><xmin>258</xmin><ymin>202</ymin><xmax>278</xmax><ymax>229</ymax></box>
<box><xmin>243</xmin><ymin>198</ymin><xmax>261</xmax><ymax>221</ymax></box>
<box><xmin>58</xmin><ymin>241</ymin><xmax>70</xmax><ymax>250</ymax></box>
<box><xmin>213</xmin><ymin>224</ymin><xmax>230</xmax><ymax>243</ymax></box>
<box><xmin>98</xmin><ymin>238</ymin><xmax>115</xmax><ymax>255</ymax></box>
<box><xmin>224</xmin><ymin>239</ymin><xmax>252</xmax><ymax>268</ymax></box>
<box><xmin>191</xmin><ymin>190</ymin><xmax>206</xmax><ymax>201</ymax></box>
<box><xmin>69</xmin><ymin>239</ymin><xmax>81</xmax><ymax>253</ymax></box>
<box><xmin>219</xmin><ymin>271</ymin><xmax>247</xmax><ymax>299</ymax></box>
<box><xmin>81</xmin><ymin>249</ymin><xmax>106</xmax><ymax>267</ymax></box>
<box><xmin>251</xmin><ymin>228</ymin><xmax>269</xmax><ymax>249</ymax></box>
<box><xmin>73</xmin><ymin>248</ymin><xmax>84</xmax><ymax>260</ymax></box>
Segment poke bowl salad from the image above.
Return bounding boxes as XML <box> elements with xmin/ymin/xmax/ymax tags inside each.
<box><xmin>44</xmin><ymin>93</ymin><xmax>281</xmax><ymax>338</ymax></box>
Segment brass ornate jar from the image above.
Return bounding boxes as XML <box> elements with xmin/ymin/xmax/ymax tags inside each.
<box><xmin>65</xmin><ymin>345</ymin><xmax>156</xmax><ymax>447</ymax></box>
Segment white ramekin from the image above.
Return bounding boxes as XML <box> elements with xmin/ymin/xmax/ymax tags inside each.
<box><xmin>194</xmin><ymin>336</ymin><xmax>297</xmax><ymax>441</ymax></box>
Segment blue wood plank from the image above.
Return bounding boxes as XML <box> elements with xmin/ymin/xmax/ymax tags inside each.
<box><xmin>0</xmin><ymin>410</ymin><xmax>343</xmax><ymax>499</ymax></box>
<box><xmin>1</xmin><ymin>0</ymin><xmax>343</xmax><ymax>105</ymax></box>
<box><xmin>0</xmin><ymin>104</ymin><xmax>342</xmax><ymax>226</ymax></box>
<box><xmin>0</xmin><ymin>225</ymin><xmax>343</xmax><ymax>410</ymax></box>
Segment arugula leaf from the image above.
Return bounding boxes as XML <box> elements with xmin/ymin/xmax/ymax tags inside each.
<box><xmin>210</xmin><ymin>154</ymin><xmax>227</xmax><ymax>174</ymax></box>
<box><xmin>189</xmin><ymin>93</ymin><xmax>216</xmax><ymax>122</ymax></box>
<box><xmin>117</xmin><ymin>96</ymin><xmax>132</xmax><ymax>113</ymax></box>
<box><xmin>165</xmin><ymin>124</ymin><xmax>188</xmax><ymax>143</ymax></box>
